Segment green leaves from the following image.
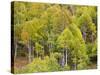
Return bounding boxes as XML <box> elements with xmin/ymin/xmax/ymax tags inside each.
<box><xmin>14</xmin><ymin>56</ymin><xmax>61</xmax><ymax>73</ymax></box>
<box><xmin>35</xmin><ymin>42</ymin><xmax>43</xmax><ymax>53</ymax></box>
<box><xmin>57</xmin><ymin>27</ymin><xmax>73</xmax><ymax>48</ymax></box>
<box><xmin>13</xmin><ymin>2</ymin><xmax>97</xmax><ymax>72</ymax></box>
<box><xmin>57</xmin><ymin>23</ymin><xmax>89</xmax><ymax>69</ymax></box>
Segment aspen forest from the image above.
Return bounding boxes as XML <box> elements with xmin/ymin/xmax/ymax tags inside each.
<box><xmin>11</xmin><ymin>2</ymin><xmax>97</xmax><ymax>73</ymax></box>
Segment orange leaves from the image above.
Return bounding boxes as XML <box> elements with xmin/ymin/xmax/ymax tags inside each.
<box><xmin>21</xmin><ymin>31</ymin><xmax>29</xmax><ymax>43</ymax></box>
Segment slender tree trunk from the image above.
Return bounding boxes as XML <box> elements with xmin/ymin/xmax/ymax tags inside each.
<box><xmin>60</xmin><ymin>49</ymin><xmax>65</xmax><ymax>68</ymax></box>
<box><xmin>81</xmin><ymin>25</ymin><xmax>87</xmax><ymax>42</ymax></box>
<box><xmin>32</xmin><ymin>46</ymin><xmax>34</xmax><ymax>60</ymax></box>
<box><xmin>62</xmin><ymin>55</ymin><xmax>65</xmax><ymax>68</ymax></box>
<box><xmin>42</xmin><ymin>40</ymin><xmax>45</xmax><ymax>59</ymax></box>
<box><xmin>32</xmin><ymin>42</ymin><xmax>35</xmax><ymax>60</ymax></box>
<box><xmin>63</xmin><ymin>49</ymin><xmax>68</xmax><ymax>66</ymax></box>
<box><xmin>27</xmin><ymin>41</ymin><xmax>31</xmax><ymax>63</ymax></box>
<box><xmin>69</xmin><ymin>5</ymin><xmax>75</xmax><ymax>15</ymax></box>
<box><xmin>66</xmin><ymin>50</ymin><xmax>67</xmax><ymax>65</ymax></box>
<box><xmin>74</xmin><ymin>55</ymin><xmax>77</xmax><ymax>70</ymax></box>
<box><xmin>64</xmin><ymin>49</ymin><xmax>66</xmax><ymax>65</ymax></box>
<box><xmin>83</xmin><ymin>32</ymin><xmax>86</xmax><ymax>41</ymax></box>
<box><xmin>91</xmin><ymin>33</ymin><xmax>93</xmax><ymax>43</ymax></box>
<box><xmin>14</xmin><ymin>42</ymin><xmax>18</xmax><ymax>60</ymax></box>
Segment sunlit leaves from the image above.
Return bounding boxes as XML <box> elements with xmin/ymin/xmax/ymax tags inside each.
<box><xmin>13</xmin><ymin>2</ymin><xmax>97</xmax><ymax>71</ymax></box>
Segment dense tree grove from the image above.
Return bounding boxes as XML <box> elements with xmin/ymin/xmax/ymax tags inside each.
<box><xmin>11</xmin><ymin>2</ymin><xmax>97</xmax><ymax>73</ymax></box>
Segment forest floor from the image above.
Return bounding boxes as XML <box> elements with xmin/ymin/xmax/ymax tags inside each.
<box><xmin>87</xmin><ymin>63</ymin><xmax>97</xmax><ymax>69</ymax></box>
<box><xmin>14</xmin><ymin>57</ymin><xmax>28</xmax><ymax>69</ymax></box>
<box><xmin>14</xmin><ymin>57</ymin><xmax>97</xmax><ymax>70</ymax></box>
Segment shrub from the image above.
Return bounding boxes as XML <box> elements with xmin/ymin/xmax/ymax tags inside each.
<box><xmin>63</xmin><ymin>65</ymin><xmax>70</xmax><ymax>70</ymax></box>
<box><xmin>15</xmin><ymin>56</ymin><xmax>61</xmax><ymax>73</ymax></box>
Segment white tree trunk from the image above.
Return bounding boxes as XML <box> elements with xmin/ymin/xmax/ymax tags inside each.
<box><xmin>62</xmin><ymin>55</ymin><xmax>65</xmax><ymax>67</ymax></box>
<box><xmin>28</xmin><ymin>42</ymin><xmax>31</xmax><ymax>63</ymax></box>
<box><xmin>66</xmin><ymin>50</ymin><xmax>67</xmax><ymax>65</ymax></box>
<box><xmin>32</xmin><ymin>46</ymin><xmax>34</xmax><ymax>60</ymax></box>
<box><xmin>14</xmin><ymin>43</ymin><xmax>18</xmax><ymax>60</ymax></box>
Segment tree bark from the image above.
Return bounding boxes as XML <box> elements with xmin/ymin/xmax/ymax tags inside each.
<box><xmin>64</xmin><ymin>49</ymin><xmax>66</xmax><ymax>65</ymax></box>
<box><xmin>14</xmin><ymin>42</ymin><xmax>18</xmax><ymax>60</ymax></box>
<box><xmin>68</xmin><ymin>5</ymin><xmax>75</xmax><ymax>15</ymax></box>
<box><xmin>62</xmin><ymin>55</ymin><xmax>65</xmax><ymax>67</ymax></box>
<box><xmin>27</xmin><ymin>41</ymin><xmax>31</xmax><ymax>63</ymax></box>
<box><xmin>74</xmin><ymin>55</ymin><xmax>77</xmax><ymax>70</ymax></box>
<box><xmin>63</xmin><ymin>48</ymin><xmax>68</xmax><ymax>66</ymax></box>
<box><xmin>32</xmin><ymin>46</ymin><xmax>34</xmax><ymax>60</ymax></box>
<box><xmin>66</xmin><ymin>50</ymin><xmax>67</xmax><ymax>65</ymax></box>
